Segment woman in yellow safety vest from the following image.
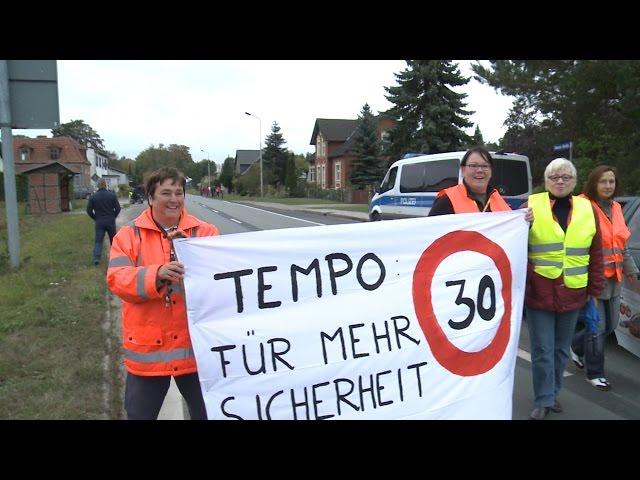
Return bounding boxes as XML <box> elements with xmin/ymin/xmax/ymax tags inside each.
<box><xmin>570</xmin><ymin>165</ymin><xmax>638</xmax><ymax>391</ymax></box>
<box><xmin>522</xmin><ymin>158</ymin><xmax>604</xmax><ymax>420</ymax></box>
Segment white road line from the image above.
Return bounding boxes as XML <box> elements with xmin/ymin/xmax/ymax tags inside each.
<box><xmin>230</xmin><ymin>218</ymin><xmax>243</xmax><ymax>224</ymax></box>
<box><xmin>221</xmin><ymin>200</ymin><xmax>324</xmax><ymax>226</ymax></box>
<box><xmin>211</xmin><ymin>209</ymin><xmax>219</xmax><ymax>213</ymax></box>
<box><xmin>518</xmin><ymin>348</ymin><xmax>572</xmax><ymax>377</ymax></box>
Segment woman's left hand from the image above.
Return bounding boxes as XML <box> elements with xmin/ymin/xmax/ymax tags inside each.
<box><xmin>523</xmin><ymin>208</ymin><xmax>534</xmax><ymax>224</ymax></box>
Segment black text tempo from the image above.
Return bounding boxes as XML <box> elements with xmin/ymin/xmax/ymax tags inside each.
<box><xmin>213</xmin><ymin>252</ymin><xmax>386</xmax><ymax>313</ymax></box>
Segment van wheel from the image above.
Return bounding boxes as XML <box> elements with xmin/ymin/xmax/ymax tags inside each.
<box><xmin>370</xmin><ymin>212</ymin><xmax>381</xmax><ymax>222</ymax></box>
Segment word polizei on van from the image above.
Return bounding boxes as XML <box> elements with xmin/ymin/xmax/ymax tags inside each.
<box><xmin>368</xmin><ymin>151</ymin><xmax>532</xmax><ymax>221</ymax></box>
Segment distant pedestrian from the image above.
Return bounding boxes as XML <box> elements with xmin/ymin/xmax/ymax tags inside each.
<box><xmin>215</xmin><ymin>185</ymin><xmax>221</xmax><ymax>198</ymax></box>
<box><xmin>86</xmin><ymin>178</ymin><xmax>121</xmax><ymax>265</ymax></box>
<box><xmin>107</xmin><ymin>167</ymin><xmax>220</xmax><ymax>420</ymax></box>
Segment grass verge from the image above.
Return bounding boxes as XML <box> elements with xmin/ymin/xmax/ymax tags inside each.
<box><xmin>0</xmin><ymin>202</ymin><xmax>122</xmax><ymax>419</ymax></box>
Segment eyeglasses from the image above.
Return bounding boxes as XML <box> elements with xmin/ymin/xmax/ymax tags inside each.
<box><xmin>548</xmin><ymin>175</ymin><xmax>574</xmax><ymax>183</ymax></box>
<box><xmin>464</xmin><ymin>163</ymin><xmax>491</xmax><ymax>171</ymax></box>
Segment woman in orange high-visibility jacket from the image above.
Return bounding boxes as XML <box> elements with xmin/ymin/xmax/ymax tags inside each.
<box><xmin>429</xmin><ymin>147</ymin><xmax>532</xmax><ymax>220</ymax></box>
<box><xmin>108</xmin><ymin>167</ymin><xmax>219</xmax><ymax>420</ymax></box>
<box><xmin>570</xmin><ymin>165</ymin><xmax>638</xmax><ymax>391</ymax></box>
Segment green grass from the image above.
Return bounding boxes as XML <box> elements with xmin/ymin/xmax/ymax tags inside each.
<box><xmin>0</xmin><ymin>202</ymin><xmax>122</xmax><ymax>419</ymax></box>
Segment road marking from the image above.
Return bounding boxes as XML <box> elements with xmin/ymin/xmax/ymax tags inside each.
<box><xmin>223</xmin><ymin>200</ymin><xmax>324</xmax><ymax>226</ymax></box>
<box><xmin>518</xmin><ymin>348</ymin><xmax>572</xmax><ymax>377</ymax></box>
<box><xmin>230</xmin><ymin>218</ymin><xmax>243</xmax><ymax>224</ymax></box>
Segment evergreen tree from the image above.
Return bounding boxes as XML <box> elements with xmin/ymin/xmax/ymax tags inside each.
<box><xmin>350</xmin><ymin>103</ymin><xmax>384</xmax><ymax>188</ymax></box>
<box><xmin>284</xmin><ymin>152</ymin><xmax>298</xmax><ymax>195</ymax></box>
<box><xmin>262</xmin><ymin>122</ymin><xmax>288</xmax><ymax>187</ymax></box>
<box><xmin>219</xmin><ymin>157</ymin><xmax>235</xmax><ymax>192</ymax></box>
<box><xmin>384</xmin><ymin>60</ymin><xmax>474</xmax><ymax>162</ymax></box>
<box><xmin>469</xmin><ymin>125</ymin><xmax>484</xmax><ymax>147</ymax></box>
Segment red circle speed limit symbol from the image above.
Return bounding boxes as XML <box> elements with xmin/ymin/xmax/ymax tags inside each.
<box><xmin>412</xmin><ymin>230</ymin><xmax>512</xmax><ymax>376</ymax></box>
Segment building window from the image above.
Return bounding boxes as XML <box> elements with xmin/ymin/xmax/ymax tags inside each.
<box><xmin>335</xmin><ymin>162</ymin><xmax>341</xmax><ymax>189</ymax></box>
<box><xmin>309</xmin><ymin>166</ymin><xmax>315</xmax><ymax>183</ymax></box>
<box><xmin>317</xmin><ymin>134</ymin><xmax>324</xmax><ymax>157</ymax></box>
<box><xmin>50</xmin><ymin>147</ymin><xmax>60</xmax><ymax>160</ymax></box>
<box><xmin>20</xmin><ymin>148</ymin><xmax>29</xmax><ymax>161</ymax></box>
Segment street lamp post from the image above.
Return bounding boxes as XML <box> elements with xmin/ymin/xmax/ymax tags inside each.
<box><xmin>244</xmin><ymin>111</ymin><xmax>263</xmax><ymax>197</ymax></box>
<box><xmin>200</xmin><ymin>149</ymin><xmax>211</xmax><ymax>196</ymax></box>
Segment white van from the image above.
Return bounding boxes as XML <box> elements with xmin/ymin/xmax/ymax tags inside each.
<box><xmin>368</xmin><ymin>151</ymin><xmax>532</xmax><ymax>221</ymax></box>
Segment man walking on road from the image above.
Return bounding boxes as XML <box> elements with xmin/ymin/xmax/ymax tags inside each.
<box><xmin>87</xmin><ymin>178</ymin><xmax>121</xmax><ymax>265</ymax></box>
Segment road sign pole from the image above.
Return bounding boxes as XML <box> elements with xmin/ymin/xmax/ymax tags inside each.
<box><xmin>569</xmin><ymin>141</ymin><xmax>573</xmax><ymax>162</ymax></box>
<box><xmin>0</xmin><ymin>60</ymin><xmax>20</xmax><ymax>268</ymax></box>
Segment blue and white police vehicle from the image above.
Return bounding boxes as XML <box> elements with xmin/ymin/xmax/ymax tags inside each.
<box><xmin>368</xmin><ymin>151</ymin><xmax>532</xmax><ymax>221</ymax></box>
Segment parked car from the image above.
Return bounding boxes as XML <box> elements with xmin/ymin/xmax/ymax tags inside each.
<box><xmin>73</xmin><ymin>185</ymin><xmax>95</xmax><ymax>199</ymax></box>
<box><xmin>614</xmin><ymin>196</ymin><xmax>640</xmax><ymax>357</ymax></box>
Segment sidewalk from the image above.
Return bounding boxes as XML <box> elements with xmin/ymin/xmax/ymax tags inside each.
<box><xmin>238</xmin><ymin>201</ymin><xmax>370</xmax><ymax>222</ymax></box>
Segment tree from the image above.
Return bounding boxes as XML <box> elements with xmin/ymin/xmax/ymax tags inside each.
<box><xmin>468</xmin><ymin>125</ymin><xmax>484</xmax><ymax>147</ymax></box>
<box><xmin>472</xmin><ymin>60</ymin><xmax>640</xmax><ymax>193</ymax></box>
<box><xmin>219</xmin><ymin>157</ymin><xmax>235</xmax><ymax>192</ymax></box>
<box><xmin>383</xmin><ymin>60</ymin><xmax>474</xmax><ymax>163</ymax></box>
<box><xmin>262</xmin><ymin>122</ymin><xmax>288</xmax><ymax>187</ymax></box>
<box><xmin>284</xmin><ymin>152</ymin><xmax>298</xmax><ymax>195</ymax></box>
<box><xmin>52</xmin><ymin>119</ymin><xmax>105</xmax><ymax>150</ymax></box>
<box><xmin>350</xmin><ymin>103</ymin><xmax>384</xmax><ymax>188</ymax></box>
<box><xmin>134</xmin><ymin>144</ymin><xmax>195</xmax><ymax>184</ymax></box>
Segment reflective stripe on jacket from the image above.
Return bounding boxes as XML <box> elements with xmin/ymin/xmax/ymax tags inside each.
<box><xmin>528</xmin><ymin>192</ymin><xmax>596</xmax><ymax>288</ymax></box>
<box><xmin>436</xmin><ymin>183</ymin><xmax>511</xmax><ymax>213</ymax></box>
<box><xmin>107</xmin><ymin>207</ymin><xmax>219</xmax><ymax>376</ymax></box>
<box><xmin>582</xmin><ymin>196</ymin><xmax>630</xmax><ymax>282</ymax></box>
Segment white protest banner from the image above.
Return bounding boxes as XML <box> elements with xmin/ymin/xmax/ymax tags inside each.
<box><xmin>173</xmin><ymin>210</ymin><xmax>528</xmax><ymax>420</ymax></box>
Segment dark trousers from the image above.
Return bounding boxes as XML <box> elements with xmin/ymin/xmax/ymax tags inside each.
<box><xmin>125</xmin><ymin>372</ymin><xmax>208</xmax><ymax>420</ymax></box>
<box><xmin>93</xmin><ymin>221</ymin><xmax>116</xmax><ymax>262</ymax></box>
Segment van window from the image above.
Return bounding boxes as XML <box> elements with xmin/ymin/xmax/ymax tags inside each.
<box><xmin>380</xmin><ymin>166</ymin><xmax>398</xmax><ymax>193</ymax></box>
<box><xmin>491</xmin><ymin>159</ymin><xmax>529</xmax><ymax>196</ymax></box>
<box><xmin>399</xmin><ymin>159</ymin><xmax>459</xmax><ymax>193</ymax></box>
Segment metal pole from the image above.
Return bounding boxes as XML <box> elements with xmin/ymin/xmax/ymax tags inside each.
<box><xmin>569</xmin><ymin>141</ymin><xmax>573</xmax><ymax>162</ymax></box>
<box><xmin>259</xmin><ymin>118</ymin><xmax>263</xmax><ymax>197</ymax></box>
<box><xmin>0</xmin><ymin>60</ymin><xmax>20</xmax><ymax>268</ymax></box>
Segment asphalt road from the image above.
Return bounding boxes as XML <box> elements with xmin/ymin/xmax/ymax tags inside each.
<box><xmin>129</xmin><ymin>195</ymin><xmax>640</xmax><ymax>420</ymax></box>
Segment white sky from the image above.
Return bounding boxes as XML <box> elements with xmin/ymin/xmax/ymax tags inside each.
<box><xmin>15</xmin><ymin>60</ymin><xmax>514</xmax><ymax>169</ymax></box>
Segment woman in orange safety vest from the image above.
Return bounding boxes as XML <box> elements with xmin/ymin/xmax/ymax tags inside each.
<box><xmin>107</xmin><ymin>167</ymin><xmax>219</xmax><ymax>420</ymax></box>
<box><xmin>429</xmin><ymin>147</ymin><xmax>527</xmax><ymax>217</ymax></box>
<box><xmin>570</xmin><ymin>165</ymin><xmax>638</xmax><ymax>391</ymax></box>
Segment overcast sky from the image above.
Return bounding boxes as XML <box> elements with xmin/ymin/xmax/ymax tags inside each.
<box><xmin>15</xmin><ymin>60</ymin><xmax>514</xmax><ymax>168</ymax></box>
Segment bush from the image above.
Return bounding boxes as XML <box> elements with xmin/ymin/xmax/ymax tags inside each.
<box><xmin>117</xmin><ymin>184</ymin><xmax>129</xmax><ymax>197</ymax></box>
<box><xmin>0</xmin><ymin>173</ymin><xmax>28</xmax><ymax>202</ymax></box>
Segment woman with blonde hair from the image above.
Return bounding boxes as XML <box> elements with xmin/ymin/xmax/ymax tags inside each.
<box><xmin>521</xmin><ymin>158</ymin><xmax>604</xmax><ymax>420</ymax></box>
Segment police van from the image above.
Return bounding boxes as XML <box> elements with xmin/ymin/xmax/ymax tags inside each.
<box><xmin>368</xmin><ymin>151</ymin><xmax>532</xmax><ymax>221</ymax></box>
